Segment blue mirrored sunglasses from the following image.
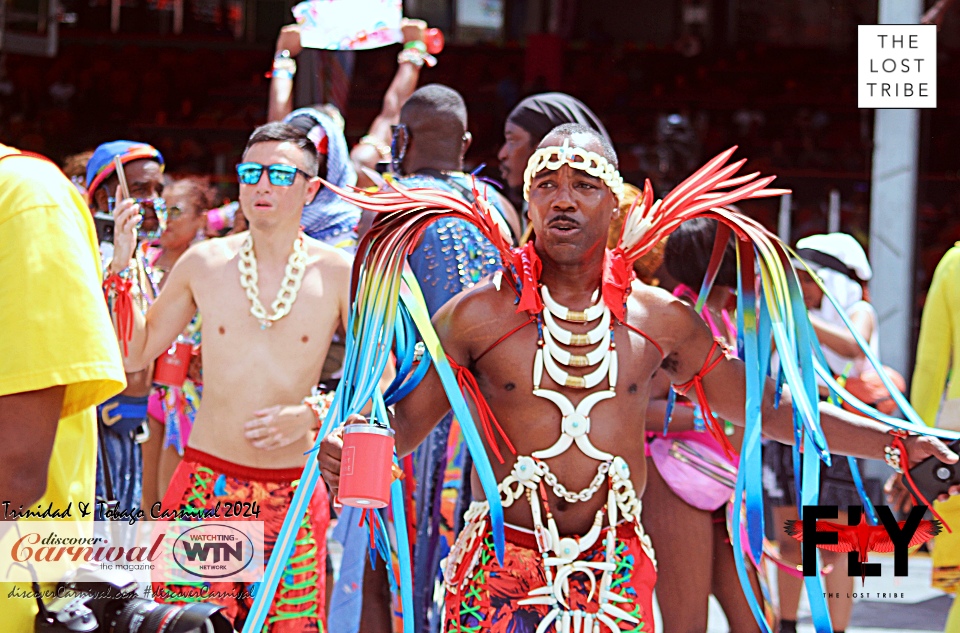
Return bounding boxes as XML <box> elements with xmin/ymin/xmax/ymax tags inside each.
<box><xmin>236</xmin><ymin>162</ymin><xmax>313</xmax><ymax>187</ymax></box>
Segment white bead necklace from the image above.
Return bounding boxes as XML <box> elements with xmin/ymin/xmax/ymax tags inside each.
<box><xmin>541</xmin><ymin>285</ymin><xmax>605</xmax><ymax>322</ymax></box>
<box><xmin>528</xmin><ymin>283</ymin><xmax>619</xmax><ymax>493</ymax></box>
<box><xmin>237</xmin><ymin>232</ymin><xmax>307</xmax><ymax>329</ymax></box>
<box><xmin>542</xmin><ymin>306</ymin><xmax>610</xmax><ymax>345</ymax></box>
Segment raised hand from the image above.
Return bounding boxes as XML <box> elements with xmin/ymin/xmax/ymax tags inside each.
<box><xmin>276</xmin><ymin>24</ymin><xmax>303</xmax><ymax>58</ymax></box>
<box><xmin>400</xmin><ymin>18</ymin><xmax>427</xmax><ymax>44</ymax></box>
<box><xmin>109</xmin><ymin>190</ymin><xmax>140</xmax><ymax>274</ymax></box>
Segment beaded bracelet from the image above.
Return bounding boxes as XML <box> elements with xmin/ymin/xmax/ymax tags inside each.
<box><xmin>397</xmin><ymin>41</ymin><xmax>436</xmax><ymax>68</ymax></box>
<box><xmin>304</xmin><ymin>392</ymin><xmax>336</xmax><ymax>431</ymax></box>
<box><xmin>884</xmin><ymin>429</ymin><xmax>909</xmax><ymax>473</ymax></box>
<box><xmin>358</xmin><ymin>135</ymin><xmax>392</xmax><ymax>159</ymax></box>
<box><xmin>272</xmin><ymin>50</ymin><xmax>297</xmax><ymax>79</ymax></box>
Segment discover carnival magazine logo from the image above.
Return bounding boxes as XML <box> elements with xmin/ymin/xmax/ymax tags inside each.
<box><xmin>1</xmin><ymin>521</ymin><xmax>264</xmax><ymax>583</ymax></box>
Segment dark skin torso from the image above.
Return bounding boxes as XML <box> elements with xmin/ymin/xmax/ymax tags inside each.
<box><xmin>404</xmin><ymin>278</ymin><xmax>699</xmax><ymax>535</ymax></box>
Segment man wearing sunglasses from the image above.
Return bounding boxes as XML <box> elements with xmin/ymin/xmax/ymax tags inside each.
<box><xmin>108</xmin><ymin>122</ymin><xmax>363</xmax><ymax>629</ymax></box>
<box><xmin>85</xmin><ymin>140</ymin><xmax>166</xmax><ymax>532</ymax></box>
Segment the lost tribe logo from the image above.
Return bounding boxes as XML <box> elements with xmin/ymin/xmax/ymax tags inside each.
<box><xmin>784</xmin><ymin>505</ymin><xmax>941</xmax><ymax>580</ymax></box>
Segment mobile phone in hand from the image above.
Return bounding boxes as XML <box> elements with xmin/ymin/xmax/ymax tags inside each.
<box><xmin>908</xmin><ymin>439</ymin><xmax>960</xmax><ymax>504</ymax></box>
<box><xmin>96</xmin><ymin>156</ymin><xmax>138</xmax><ymax>245</ymax></box>
<box><xmin>114</xmin><ymin>155</ymin><xmax>132</xmax><ymax>200</ymax></box>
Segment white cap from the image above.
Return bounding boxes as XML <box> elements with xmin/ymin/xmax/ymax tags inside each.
<box><xmin>795</xmin><ymin>233</ymin><xmax>872</xmax><ymax>282</ymax></box>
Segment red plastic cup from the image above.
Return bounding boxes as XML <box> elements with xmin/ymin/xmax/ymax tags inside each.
<box><xmin>153</xmin><ymin>341</ymin><xmax>193</xmax><ymax>387</ymax></box>
<box><xmin>338</xmin><ymin>424</ymin><xmax>395</xmax><ymax>509</ymax></box>
<box><xmin>424</xmin><ymin>28</ymin><xmax>444</xmax><ymax>55</ymax></box>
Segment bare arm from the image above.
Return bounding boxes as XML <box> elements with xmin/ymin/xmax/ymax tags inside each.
<box><xmin>809</xmin><ymin>307</ymin><xmax>874</xmax><ymax>361</ymax></box>
<box><xmin>119</xmin><ymin>248</ymin><xmax>200</xmax><ymax>372</ymax></box>
<box><xmin>267</xmin><ymin>25</ymin><xmax>303</xmax><ymax>123</ymax></box>
<box><xmin>351</xmin><ymin>19</ymin><xmax>428</xmax><ymax>187</ymax></box>
<box><xmin>922</xmin><ymin>0</ymin><xmax>958</xmax><ymax>29</ymax></box>
<box><xmin>647</xmin><ymin>398</ymin><xmax>698</xmax><ymax>433</ymax></box>
<box><xmin>662</xmin><ymin>299</ymin><xmax>957</xmax><ymax>466</ymax></box>
<box><xmin>0</xmin><ymin>386</ymin><xmax>66</xmax><ymax>509</ymax></box>
<box><xmin>107</xmin><ymin>197</ymin><xmax>198</xmax><ymax>371</ymax></box>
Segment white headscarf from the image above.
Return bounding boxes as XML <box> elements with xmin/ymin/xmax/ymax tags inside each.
<box><xmin>796</xmin><ymin>233</ymin><xmax>878</xmax><ymax>376</ymax></box>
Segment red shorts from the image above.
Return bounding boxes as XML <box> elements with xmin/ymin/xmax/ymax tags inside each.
<box><xmin>152</xmin><ymin>448</ymin><xmax>329</xmax><ymax>632</ymax></box>
<box><xmin>443</xmin><ymin>512</ymin><xmax>657</xmax><ymax>632</ymax></box>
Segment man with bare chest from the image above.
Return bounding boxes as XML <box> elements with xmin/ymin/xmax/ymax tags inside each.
<box><xmin>107</xmin><ymin>122</ymin><xmax>351</xmax><ymax>631</ymax></box>
<box><xmin>320</xmin><ymin>124</ymin><xmax>958</xmax><ymax>632</ymax></box>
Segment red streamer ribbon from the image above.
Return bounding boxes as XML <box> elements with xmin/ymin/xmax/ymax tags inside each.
<box><xmin>602</xmin><ymin>248</ymin><xmax>636</xmax><ymax>323</ymax></box>
<box><xmin>447</xmin><ymin>355</ymin><xmax>516</xmax><ymax>463</ymax></box>
<box><xmin>513</xmin><ymin>241</ymin><xmax>543</xmax><ymax>315</ymax></box>
<box><xmin>359</xmin><ymin>507</ymin><xmax>381</xmax><ymax>551</ymax></box>
<box><xmin>103</xmin><ymin>274</ymin><xmax>134</xmax><ymax>356</ymax></box>
<box><xmin>891</xmin><ymin>430</ymin><xmax>952</xmax><ymax>532</ymax></box>
<box><xmin>674</xmin><ymin>339</ymin><xmax>736</xmax><ymax>458</ymax></box>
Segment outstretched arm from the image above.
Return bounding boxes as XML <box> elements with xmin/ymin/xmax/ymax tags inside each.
<box><xmin>808</xmin><ymin>305</ymin><xmax>874</xmax><ymax>362</ymax></box>
<box><xmin>661</xmin><ymin>298</ymin><xmax>957</xmax><ymax>467</ymax></box>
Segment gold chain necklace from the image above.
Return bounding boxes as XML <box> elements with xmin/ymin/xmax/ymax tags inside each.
<box><xmin>237</xmin><ymin>232</ymin><xmax>307</xmax><ymax>329</ymax></box>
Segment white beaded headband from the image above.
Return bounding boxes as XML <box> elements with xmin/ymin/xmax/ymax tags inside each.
<box><xmin>522</xmin><ymin>138</ymin><xmax>625</xmax><ymax>202</ymax></box>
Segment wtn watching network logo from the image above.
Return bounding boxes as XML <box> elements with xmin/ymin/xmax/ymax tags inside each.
<box><xmin>172</xmin><ymin>524</ymin><xmax>259</xmax><ymax>580</ymax></box>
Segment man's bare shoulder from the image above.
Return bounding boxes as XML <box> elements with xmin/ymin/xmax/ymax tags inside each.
<box><xmin>302</xmin><ymin>236</ymin><xmax>353</xmax><ymax>274</ymax></box>
<box><xmin>433</xmin><ymin>277</ymin><xmax>523</xmax><ymax>362</ymax></box>
<box><xmin>176</xmin><ymin>233</ymin><xmax>243</xmax><ymax>270</ymax></box>
<box><xmin>627</xmin><ymin>280</ymin><xmax>704</xmax><ymax>352</ymax></box>
<box><xmin>446</xmin><ymin>277</ymin><xmax>517</xmax><ymax>325</ymax></box>
<box><xmin>628</xmin><ymin>280</ymin><xmax>690</xmax><ymax>315</ymax></box>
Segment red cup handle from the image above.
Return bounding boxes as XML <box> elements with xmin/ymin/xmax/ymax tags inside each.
<box><xmin>425</xmin><ymin>28</ymin><xmax>444</xmax><ymax>55</ymax></box>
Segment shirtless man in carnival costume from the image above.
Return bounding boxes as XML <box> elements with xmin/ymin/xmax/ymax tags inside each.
<box><xmin>107</xmin><ymin>122</ymin><xmax>385</xmax><ymax>630</ymax></box>
<box><xmin>318</xmin><ymin>124</ymin><xmax>959</xmax><ymax>632</ymax></box>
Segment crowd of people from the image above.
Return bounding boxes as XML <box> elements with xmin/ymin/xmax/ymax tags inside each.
<box><xmin>5</xmin><ymin>16</ymin><xmax>960</xmax><ymax>633</ymax></box>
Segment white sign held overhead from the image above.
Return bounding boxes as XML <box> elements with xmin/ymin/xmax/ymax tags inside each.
<box><xmin>293</xmin><ymin>0</ymin><xmax>402</xmax><ymax>50</ymax></box>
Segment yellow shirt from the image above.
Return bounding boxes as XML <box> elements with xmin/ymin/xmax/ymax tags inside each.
<box><xmin>0</xmin><ymin>145</ymin><xmax>126</xmax><ymax>631</ymax></box>
<box><xmin>912</xmin><ymin>243</ymin><xmax>960</xmax><ymax>424</ymax></box>
<box><xmin>911</xmin><ymin>244</ymin><xmax>960</xmax><ymax>586</ymax></box>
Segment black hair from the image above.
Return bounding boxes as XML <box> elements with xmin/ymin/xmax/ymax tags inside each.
<box><xmin>399</xmin><ymin>84</ymin><xmax>468</xmax><ymax>152</ymax></box>
<box><xmin>664</xmin><ymin>217</ymin><xmax>739</xmax><ymax>289</ymax></box>
<box><xmin>541</xmin><ymin>122</ymin><xmax>618</xmax><ymax>169</ymax></box>
<box><xmin>243</xmin><ymin>122</ymin><xmax>319</xmax><ymax>177</ymax></box>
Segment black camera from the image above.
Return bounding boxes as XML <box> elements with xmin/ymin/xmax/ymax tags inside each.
<box><xmin>93</xmin><ymin>211</ymin><xmax>115</xmax><ymax>245</ymax></box>
<box><xmin>35</xmin><ymin>567</ymin><xmax>232</xmax><ymax>633</ymax></box>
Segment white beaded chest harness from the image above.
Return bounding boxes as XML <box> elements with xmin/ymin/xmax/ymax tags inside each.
<box><xmin>449</xmin><ymin>284</ymin><xmax>655</xmax><ymax>633</ymax></box>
